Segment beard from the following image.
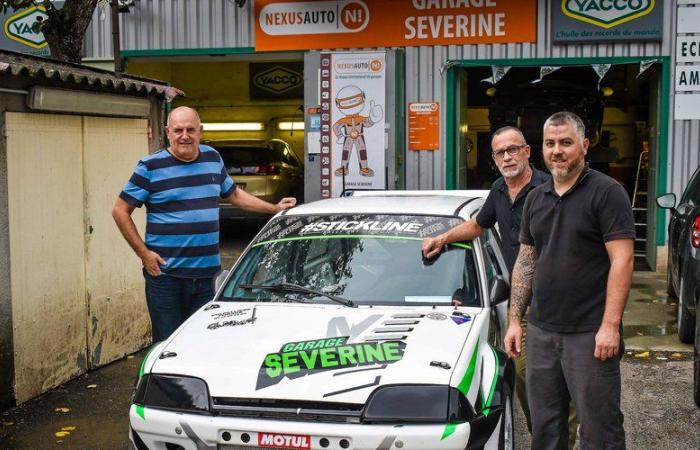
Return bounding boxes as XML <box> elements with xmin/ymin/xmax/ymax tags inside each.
<box><xmin>546</xmin><ymin>152</ymin><xmax>585</xmax><ymax>181</ymax></box>
<box><xmin>499</xmin><ymin>160</ymin><xmax>527</xmax><ymax>179</ymax></box>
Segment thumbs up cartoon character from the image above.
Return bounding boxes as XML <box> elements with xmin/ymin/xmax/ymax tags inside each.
<box><xmin>332</xmin><ymin>85</ymin><xmax>384</xmax><ymax>177</ymax></box>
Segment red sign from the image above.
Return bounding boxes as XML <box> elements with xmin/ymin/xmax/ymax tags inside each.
<box><xmin>408</xmin><ymin>102</ymin><xmax>440</xmax><ymax>151</ymax></box>
<box><xmin>255</xmin><ymin>0</ymin><xmax>537</xmax><ymax>51</ymax></box>
<box><xmin>258</xmin><ymin>432</ymin><xmax>312</xmax><ymax>449</ymax></box>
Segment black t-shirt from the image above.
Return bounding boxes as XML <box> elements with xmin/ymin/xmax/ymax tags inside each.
<box><xmin>475</xmin><ymin>167</ymin><xmax>550</xmax><ymax>273</ymax></box>
<box><xmin>520</xmin><ymin>167</ymin><xmax>635</xmax><ymax>333</ymax></box>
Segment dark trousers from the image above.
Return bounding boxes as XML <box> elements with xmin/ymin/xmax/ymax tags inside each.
<box><xmin>143</xmin><ymin>270</ymin><xmax>214</xmax><ymax>342</ymax></box>
<box><xmin>527</xmin><ymin>323</ymin><xmax>625</xmax><ymax>450</ymax></box>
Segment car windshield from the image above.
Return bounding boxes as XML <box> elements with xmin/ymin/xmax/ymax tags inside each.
<box><xmin>220</xmin><ymin>214</ymin><xmax>481</xmax><ymax>307</ymax></box>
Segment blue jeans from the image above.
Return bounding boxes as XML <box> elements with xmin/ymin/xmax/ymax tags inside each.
<box><xmin>143</xmin><ymin>270</ymin><xmax>214</xmax><ymax>342</ymax></box>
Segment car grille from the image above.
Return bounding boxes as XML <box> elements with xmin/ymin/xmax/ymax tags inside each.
<box><xmin>211</xmin><ymin>398</ymin><xmax>363</xmax><ymax>424</ymax></box>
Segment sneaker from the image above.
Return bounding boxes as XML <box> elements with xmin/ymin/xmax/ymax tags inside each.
<box><xmin>360</xmin><ymin>167</ymin><xmax>374</xmax><ymax>177</ymax></box>
<box><xmin>335</xmin><ymin>167</ymin><xmax>348</xmax><ymax>176</ymax></box>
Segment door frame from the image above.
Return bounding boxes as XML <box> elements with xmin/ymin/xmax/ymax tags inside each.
<box><xmin>445</xmin><ymin>56</ymin><xmax>671</xmax><ymax>252</ymax></box>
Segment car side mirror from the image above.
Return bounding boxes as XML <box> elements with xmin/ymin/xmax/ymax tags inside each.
<box><xmin>489</xmin><ymin>275</ymin><xmax>510</xmax><ymax>305</ymax></box>
<box><xmin>656</xmin><ymin>193</ymin><xmax>676</xmax><ymax>209</ymax></box>
<box><xmin>214</xmin><ymin>269</ymin><xmax>230</xmax><ymax>293</ymax></box>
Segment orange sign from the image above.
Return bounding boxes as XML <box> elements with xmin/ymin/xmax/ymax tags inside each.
<box><xmin>408</xmin><ymin>102</ymin><xmax>440</xmax><ymax>151</ymax></box>
<box><xmin>255</xmin><ymin>0</ymin><xmax>537</xmax><ymax>51</ymax></box>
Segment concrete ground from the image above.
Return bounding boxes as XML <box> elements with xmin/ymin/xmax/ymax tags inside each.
<box><xmin>0</xmin><ymin>225</ymin><xmax>697</xmax><ymax>449</ymax></box>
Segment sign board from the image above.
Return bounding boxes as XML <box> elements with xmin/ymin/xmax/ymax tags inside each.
<box><xmin>676</xmin><ymin>65</ymin><xmax>700</xmax><ymax>91</ymax></box>
<box><xmin>677</xmin><ymin>6</ymin><xmax>700</xmax><ymax>34</ymax></box>
<box><xmin>319</xmin><ymin>51</ymin><xmax>386</xmax><ymax>198</ymax></box>
<box><xmin>675</xmin><ymin>93</ymin><xmax>700</xmax><ymax>120</ymax></box>
<box><xmin>676</xmin><ymin>36</ymin><xmax>700</xmax><ymax>63</ymax></box>
<box><xmin>249</xmin><ymin>62</ymin><xmax>304</xmax><ymax>99</ymax></box>
<box><xmin>551</xmin><ymin>0</ymin><xmax>663</xmax><ymax>43</ymax></box>
<box><xmin>1</xmin><ymin>4</ymin><xmax>57</xmax><ymax>57</ymax></box>
<box><xmin>408</xmin><ymin>102</ymin><xmax>440</xmax><ymax>151</ymax></box>
<box><xmin>255</xmin><ymin>0</ymin><xmax>536</xmax><ymax>51</ymax></box>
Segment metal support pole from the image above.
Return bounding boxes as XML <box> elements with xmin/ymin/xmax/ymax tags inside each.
<box><xmin>111</xmin><ymin>0</ymin><xmax>122</xmax><ymax>75</ymax></box>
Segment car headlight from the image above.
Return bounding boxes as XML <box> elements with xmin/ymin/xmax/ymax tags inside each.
<box><xmin>363</xmin><ymin>385</ymin><xmax>475</xmax><ymax>423</ymax></box>
<box><xmin>133</xmin><ymin>374</ymin><xmax>211</xmax><ymax>414</ymax></box>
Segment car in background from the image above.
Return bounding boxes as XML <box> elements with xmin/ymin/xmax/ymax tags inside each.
<box><xmin>202</xmin><ymin>138</ymin><xmax>304</xmax><ymax>220</ymax></box>
<box><xmin>657</xmin><ymin>164</ymin><xmax>700</xmax><ymax>407</ymax></box>
<box><xmin>129</xmin><ymin>191</ymin><xmax>516</xmax><ymax>450</ymax></box>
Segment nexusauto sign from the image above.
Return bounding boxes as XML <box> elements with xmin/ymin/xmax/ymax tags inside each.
<box><xmin>552</xmin><ymin>0</ymin><xmax>662</xmax><ymax>43</ymax></box>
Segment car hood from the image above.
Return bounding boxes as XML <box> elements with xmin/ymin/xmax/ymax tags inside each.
<box><xmin>149</xmin><ymin>303</ymin><xmax>481</xmax><ymax>404</ymax></box>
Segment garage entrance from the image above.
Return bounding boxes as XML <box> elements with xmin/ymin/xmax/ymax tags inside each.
<box><xmin>126</xmin><ymin>52</ymin><xmax>307</xmax><ymax>210</ymax></box>
<box><xmin>453</xmin><ymin>61</ymin><xmax>664</xmax><ymax>270</ymax></box>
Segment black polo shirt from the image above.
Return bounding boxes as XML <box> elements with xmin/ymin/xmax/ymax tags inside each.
<box><xmin>475</xmin><ymin>167</ymin><xmax>550</xmax><ymax>273</ymax></box>
<box><xmin>520</xmin><ymin>167</ymin><xmax>635</xmax><ymax>333</ymax></box>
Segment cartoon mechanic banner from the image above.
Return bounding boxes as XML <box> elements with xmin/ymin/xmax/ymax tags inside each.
<box><xmin>320</xmin><ymin>51</ymin><xmax>386</xmax><ymax>198</ymax></box>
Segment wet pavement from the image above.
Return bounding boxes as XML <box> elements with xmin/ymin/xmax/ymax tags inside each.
<box><xmin>0</xmin><ymin>225</ymin><xmax>697</xmax><ymax>449</ymax></box>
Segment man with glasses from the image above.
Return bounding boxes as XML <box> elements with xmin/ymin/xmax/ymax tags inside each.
<box><xmin>422</xmin><ymin>125</ymin><xmax>550</xmax><ymax>437</ymax></box>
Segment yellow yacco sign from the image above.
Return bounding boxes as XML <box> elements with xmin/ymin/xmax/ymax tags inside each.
<box><xmin>561</xmin><ymin>0</ymin><xmax>655</xmax><ymax>29</ymax></box>
<box><xmin>4</xmin><ymin>6</ymin><xmax>48</xmax><ymax>49</ymax></box>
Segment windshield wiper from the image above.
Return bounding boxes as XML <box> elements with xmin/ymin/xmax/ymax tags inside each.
<box><xmin>239</xmin><ymin>282</ymin><xmax>355</xmax><ymax>307</ymax></box>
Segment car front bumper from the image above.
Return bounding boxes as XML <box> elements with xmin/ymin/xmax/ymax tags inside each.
<box><xmin>129</xmin><ymin>405</ymin><xmax>473</xmax><ymax>450</ymax></box>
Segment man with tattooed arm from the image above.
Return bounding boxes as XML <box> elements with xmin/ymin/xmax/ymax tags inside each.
<box><xmin>504</xmin><ymin>111</ymin><xmax>634</xmax><ymax>450</ymax></box>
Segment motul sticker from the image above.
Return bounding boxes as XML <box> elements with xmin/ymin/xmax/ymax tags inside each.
<box><xmin>258</xmin><ymin>432</ymin><xmax>311</xmax><ymax>449</ymax></box>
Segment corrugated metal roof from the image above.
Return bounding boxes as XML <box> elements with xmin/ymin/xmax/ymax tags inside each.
<box><xmin>0</xmin><ymin>49</ymin><xmax>182</xmax><ymax>100</ymax></box>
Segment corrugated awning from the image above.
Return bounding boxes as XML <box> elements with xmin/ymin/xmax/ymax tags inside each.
<box><xmin>0</xmin><ymin>49</ymin><xmax>184</xmax><ymax>101</ymax></box>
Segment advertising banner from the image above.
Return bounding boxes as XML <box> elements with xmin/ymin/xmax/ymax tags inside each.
<box><xmin>255</xmin><ymin>0</ymin><xmax>536</xmax><ymax>51</ymax></box>
<box><xmin>249</xmin><ymin>62</ymin><xmax>304</xmax><ymax>99</ymax></box>
<box><xmin>319</xmin><ymin>51</ymin><xmax>386</xmax><ymax>198</ymax></box>
<box><xmin>1</xmin><ymin>3</ymin><xmax>58</xmax><ymax>57</ymax></box>
<box><xmin>551</xmin><ymin>0</ymin><xmax>663</xmax><ymax>43</ymax></box>
<box><xmin>408</xmin><ymin>102</ymin><xmax>440</xmax><ymax>151</ymax></box>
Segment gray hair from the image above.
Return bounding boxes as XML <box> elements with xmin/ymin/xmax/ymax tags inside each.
<box><xmin>492</xmin><ymin>126</ymin><xmax>527</xmax><ymax>145</ymax></box>
<box><xmin>543</xmin><ymin>111</ymin><xmax>586</xmax><ymax>144</ymax></box>
<box><xmin>166</xmin><ymin>106</ymin><xmax>201</xmax><ymax>127</ymax></box>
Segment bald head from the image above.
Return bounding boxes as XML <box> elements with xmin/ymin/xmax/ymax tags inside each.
<box><xmin>166</xmin><ymin>106</ymin><xmax>203</xmax><ymax>162</ymax></box>
<box><xmin>167</xmin><ymin>106</ymin><xmax>201</xmax><ymax>128</ymax></box>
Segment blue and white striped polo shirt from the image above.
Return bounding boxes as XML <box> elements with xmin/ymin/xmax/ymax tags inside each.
<box><xmin>119</xmin><ymin>145</ymin><xmax>236</xmax><ymax>278</ymax></box>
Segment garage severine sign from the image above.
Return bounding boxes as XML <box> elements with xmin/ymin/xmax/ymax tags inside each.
<box><xmin>255</xmin><ymin>0</ymin><xmax>536</xmax><ymax>51</ymax></box>
<box><xmin>552</xmin><ymin>0</ymin><xmax>663</xmax><ymax>43</ymax></box>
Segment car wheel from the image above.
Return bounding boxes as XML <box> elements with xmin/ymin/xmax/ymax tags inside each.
<box><xmin>667</xmin><ymin>263</ymin><xmax>676</xmax><ymax>297</ymax></box>
<box><xmin>694</xmin><ymin>316</ymin><xmax>699</xmax><ymax>407</ymax></box>
<box><xmin>678</xmin><ymin>277</ymin><xmax>696</xmax><ymax>344</ymax></box>
<box><xmin>499</xmin><ymin>392</ymin><xmax>514</xmax><ymax>450</ymax></box>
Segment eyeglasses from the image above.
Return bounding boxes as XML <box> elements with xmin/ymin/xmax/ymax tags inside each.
<box><xmin>492</xmin><ymin>144</ymin><xmax>526</xmax><ymax>159</ymax></box>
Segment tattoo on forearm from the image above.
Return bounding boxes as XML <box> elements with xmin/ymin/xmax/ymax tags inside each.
<box><xmin>510</xmin><ymin>244</ymin><xmax>535</xmax><ymax>322</ymax></box>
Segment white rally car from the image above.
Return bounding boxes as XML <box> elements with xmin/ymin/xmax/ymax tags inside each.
<box><xmin>129</xmin><ymin>191</ymin><xmax>515</xmax><ymax>450</ymax></box>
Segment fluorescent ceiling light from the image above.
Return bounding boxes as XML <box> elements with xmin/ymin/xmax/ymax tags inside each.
<box><xmin>27</xmin><ymin>86</ymin><xmax>150</xmax><ymax>117</ymax></box>
<box><xmin>202</xmin><ymin>122</ymin><xmax>264</xmax><ymax>131</ymax></box>
<box><xmin>278</xmin><ymin>121</ymin><xmax>305</xmax><ymax>131</ymax></box>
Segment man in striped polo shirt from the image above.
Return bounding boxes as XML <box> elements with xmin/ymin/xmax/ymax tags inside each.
<box><xmin>112</xmin><ymin>107</ymin><xmax>296</xmax><ymax>341</ymax></box>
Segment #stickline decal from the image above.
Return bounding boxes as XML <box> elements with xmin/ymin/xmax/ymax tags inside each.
<box><xmin>256</xmin><ymin>336</ymin><xmax>405</xmax><ymax>389</ymax></box>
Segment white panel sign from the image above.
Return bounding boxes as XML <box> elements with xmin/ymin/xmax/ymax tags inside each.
<box><xmin>676</xmin><ymin>65</ymin><xmax>700</xmax><ymax>91</ymax></box>
<box><xmin>678</xmin><ymin>7</ymin><xmax>700</xmax><ymax>33</ymax></box>
<box><xmin>674</xmin><ymin>93</ymin><xmax>700</xmax><ymax>120</ymax></box>
<box><xmin>677</xmin><ymin>36</ymin><xmax>700</xmax><ymax>62</ymax></box>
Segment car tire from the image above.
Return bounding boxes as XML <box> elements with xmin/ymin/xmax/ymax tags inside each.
<box><xmin>498</xmin><ymin>391</ymin><xmax>515</xmax><ymax>450</ymax></box>
<box><xmin>667</xmin><ymin>263</ymin><xmax>677</xmax><ymax>297</ymax></box>
<box><xmin>678</xmin><ymin>276</ymin><xmax>696</xmax><ymax>344</ymax></box>
<box><xmin>694</xmin><ymin>316</ymin><xmax>700</xmax><ymax>408</ymax></box>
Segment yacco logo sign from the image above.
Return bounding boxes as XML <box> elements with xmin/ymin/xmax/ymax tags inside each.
<box><xmin>256</xmin><ymin>336</ymin><xmax>405</xmax><ymax>389</ymax></box>
<box><xmin>4</xmin><ymin>6</ymin><xmax>48</xmax><ymax>49</ymax></box>
<box><xmin>254</xmin><ymin>65</ymin><xmax>303</xmax><ymax>94</ymax></box>
<box><xmin>258</xmin><ymin>432</ymin><xmax>311</xmax><ymax>449</ymax></box>
<box><xmin>259</xmin><ymin>1</ymin><xmax>370</xmax><ymax>36</ymax></box>
<box><xmin>561</xmin><ymin>0</ymin><xmax>655</xmax><ymax>29</ymax></box>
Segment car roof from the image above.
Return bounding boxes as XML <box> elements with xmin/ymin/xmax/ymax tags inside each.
<box><xmin>202</xmin><ymin>138</ymin><xmax>286</xmax><ymax>148</ymax></box>
<box><xmin>285</xmin><ymin>190</ymin><xmax>488</xmax><ymax>218</ymax></box>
